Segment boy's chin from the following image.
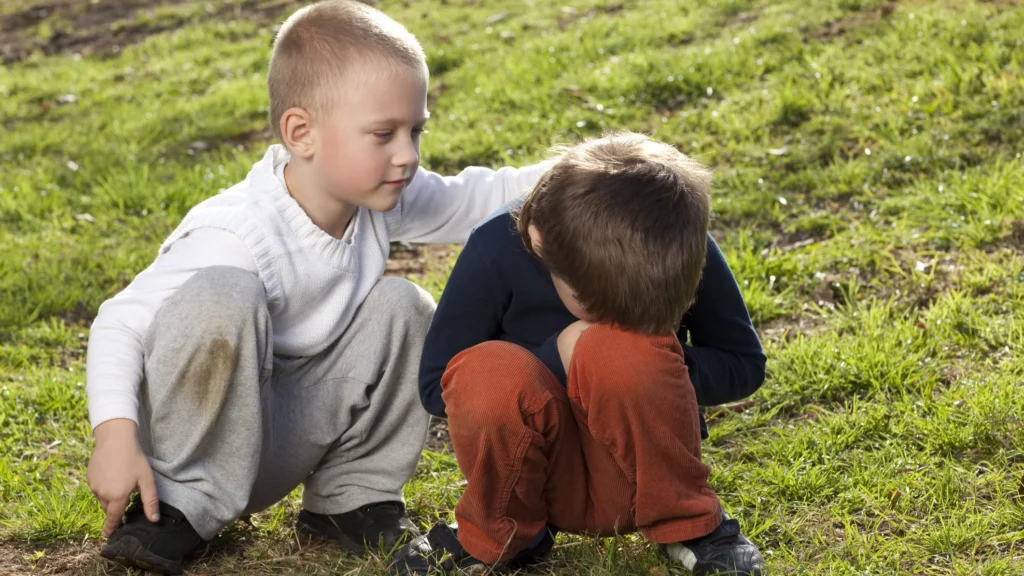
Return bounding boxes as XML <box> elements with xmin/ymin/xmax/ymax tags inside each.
<box><xmin>351</xmin><ymin>191</ymin><xmax>403</xmax><ymax>213</ymax></box>
<box><xmin>373</xmin><ymin>195</ymin><xmax>403</xmax><ymax>213</ymax></box>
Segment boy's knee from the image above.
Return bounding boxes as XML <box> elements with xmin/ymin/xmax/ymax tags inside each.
<box><xmin>366</xmin><ymin>277</ymin><xmax>436</xmax><ymax>328</ymax></box>
<box><xmin>183</xmin><ymin>266</ymin><xmax>263</xmax><ymax>311</ymax></box>
<box><xmin>444</xmin><ymin>341</ymin><xmax>538</xmax><ymax>386</ymax></box>
<box><xmin>161</xmin><ymin>266</ymin><xmax>266</xmax><ymax>335</ymax></box>
<box><xmin>442</xmin><ymin>342</ymin><xmax>553</xmax><ymax>423</ymax></box>
<box><xmin>574</xmin><ymin>325</ymin><xmax>687</xmax><ymax>402</ymax></box>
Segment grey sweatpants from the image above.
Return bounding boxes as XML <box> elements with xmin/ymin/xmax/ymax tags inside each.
<box><xmin>136</xmin><ymin>266</ymin><xmax>435</xmax><ymax>540</ymax></box>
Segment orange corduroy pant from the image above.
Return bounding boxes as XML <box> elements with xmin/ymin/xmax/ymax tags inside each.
<box><xmin>440</xmin><ymin>324</ymin><xmax>723</xmax><ymax>563</ymax></box>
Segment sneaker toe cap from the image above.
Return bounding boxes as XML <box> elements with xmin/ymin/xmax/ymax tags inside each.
<box><xmin>694</xmin><ymin>544</ymin><xmax>765</xmax><ymax>575</ymax></box>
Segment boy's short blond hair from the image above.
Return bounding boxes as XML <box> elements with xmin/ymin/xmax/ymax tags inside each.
<box><xmin>267</xmin><ymin>0</ymin><xmax>428</xmax><ymax>141</ymax></box>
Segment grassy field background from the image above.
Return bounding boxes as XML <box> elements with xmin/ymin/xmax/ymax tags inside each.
<box><xmin>2</xmin><ymin>0</ymin><xmax>1024</xmax><ymax>573</ymax></box>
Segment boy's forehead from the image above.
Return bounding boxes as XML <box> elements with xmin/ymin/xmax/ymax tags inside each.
<box><xmin>351</xmin><ymin>57</ymin><xmax>427</xmax><ymax>88</ymax></box>
<box><xmin>331</xmin><ymin>62</ymin><xmax>428</xmax><ymax>109</ymax></box>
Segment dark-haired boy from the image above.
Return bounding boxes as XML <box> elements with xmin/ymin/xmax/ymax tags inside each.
<box><xmin>396</xmin><ymin>133</ymin><xmax>767</xmax><ymax>575</ymax></box>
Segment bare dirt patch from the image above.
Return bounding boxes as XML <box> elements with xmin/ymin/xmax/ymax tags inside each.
<box><xmin>384</xmin><ymin>243</ymin><xmax>459</xmax><ymax>284</ymax></box>
<box><xmin>1005</xmin><ymin>219</ymin><xmax>1024</xmax><ymax>252</ymax></box>
<box><xmin>555</xmin><ymin>3</ymin><xmax>625</xmax><ymax>31</ymax></box>
<box><xmin>0</xmin><ymin>539</ymin><xmax>102</xmax><ymax>575</ymax></box>
<box><xmin>426</xmin><ymin>417</ymin><xmax>453</xmax><ymax>453</ymax></box>
<box><xmin>0</xmin><ymin>0</ymin><xmax>299</xmax><ymax>64</ymax></box>
<box><xmin>0</xmin><ymin>533</ymin><xmax>394</xmax><ymax>575</ymax></box>
<box><xmin>805</xmin><ymin>0</ymin><xmax>898</xmax><ymax>42</ymax></box>
<box><xmin>2</xmin><ymin>0</ymin><xmax>179</xmax><ymax>63</ymax></box>
<box><xmin>727</xmin><ymin>9</ymin><xmax>761</xmax><ymax>26</ymax></box>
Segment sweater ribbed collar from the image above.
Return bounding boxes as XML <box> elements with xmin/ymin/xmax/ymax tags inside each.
<box><xmin>248</xmin><ymin>145</ymin><xmax>362</xmax><ymax>267</ymax></box>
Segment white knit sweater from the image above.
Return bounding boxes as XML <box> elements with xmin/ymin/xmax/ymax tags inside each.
<box><xmin>86</xmin><ymin>144</ymin><xmax>547</xmax><ymax>429</ymax></box>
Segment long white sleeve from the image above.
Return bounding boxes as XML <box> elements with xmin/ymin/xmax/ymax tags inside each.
<box><xmin>86</xmin><ymin>228</ymin><xmax>258</xmax><ymax>430</ymax></box>
<box><xmin>392</xmin><ymin>161</ymin><xmax>552</xmax><ymax>244</ymax></box>
<box><xmin>86</xmin><ymin>148</ymin><xmax>550</xmax><ymax>430</ymax></box>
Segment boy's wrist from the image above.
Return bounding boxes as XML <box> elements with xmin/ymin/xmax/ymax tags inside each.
<box><xmin>93</xmin><ymin>418</ymin><xmax>138</xmax><ymax>443</ymax></box>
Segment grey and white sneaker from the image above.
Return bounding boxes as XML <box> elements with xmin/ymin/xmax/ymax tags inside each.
<box><xmin>659</xmin><ymin>515</ymin><xmax>765</xmax><ymax>576</ymax></box>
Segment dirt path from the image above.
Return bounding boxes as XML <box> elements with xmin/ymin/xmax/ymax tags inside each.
<box><xmin>0</xmin><ymin>0</ymin><xmax>301</xmax><ymax>63</ymax></box>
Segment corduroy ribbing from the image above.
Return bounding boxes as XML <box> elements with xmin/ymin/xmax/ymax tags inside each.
<box><xmin>440</xmin><ymin>324</ymin><xmax>723</xmax><ymax>564</ymax></box>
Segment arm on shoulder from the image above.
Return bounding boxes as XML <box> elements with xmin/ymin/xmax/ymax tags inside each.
<box><xmin>391</xmin><ymin>160</ymin><xmax>553</xmax><ymax>245</ymax></box>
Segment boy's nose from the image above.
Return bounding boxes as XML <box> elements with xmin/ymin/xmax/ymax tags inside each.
<box><xmin>393</xmin><ymin>141</ymin><xmax>419</xmax><ymax>167</ymax></box>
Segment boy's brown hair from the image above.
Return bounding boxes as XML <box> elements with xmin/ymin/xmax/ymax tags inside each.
<box><xmin>516</xmin><ymin>132</ymin><xmax>712</xmax><ymax>334</ymax></box>
<box><xmin>267</xmin><ymin>0</ymin><xmax>427</xmax><ymax>142</ymax></box>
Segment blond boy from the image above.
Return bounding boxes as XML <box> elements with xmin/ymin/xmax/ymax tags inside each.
<box><xmin>85</xmin><ymin>2</ymin><xmax>547</xmax><ymax>572</ymax></box>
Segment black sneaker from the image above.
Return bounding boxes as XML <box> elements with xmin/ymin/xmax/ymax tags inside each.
<box><xmin>296</xmin><ymin>501</ymin><xmax>419</xmax><ymax>555</ymax></box>
<box><xmin>391</xmin><ymin>521</ymin><xmax>554</xmax><ymax>575</ymax></box>
<box><xmin>658</xmin><ymin>517</ymin><xmax>765</xmax><ymax>576</ymax></box>
<box><xmin>99</xmin><ymin>494</ymin><xmax>208</xmax><ymax>575</ymax></box>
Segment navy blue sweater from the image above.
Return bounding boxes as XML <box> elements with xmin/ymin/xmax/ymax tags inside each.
<box><xmin>418</xmin><ymin>206</ymin><xmax>766</xmax><ymax>437</ymax></box>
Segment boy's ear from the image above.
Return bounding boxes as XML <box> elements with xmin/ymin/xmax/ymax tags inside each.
<box><xmin>527</xmin><ymin>225</ymin><xmax>543</xmax><ymax>253</ymax></box>
<box><xmin>279</xmin><ymin>106</ymin><xmax>315</xmax><ymax>159</ymax></box>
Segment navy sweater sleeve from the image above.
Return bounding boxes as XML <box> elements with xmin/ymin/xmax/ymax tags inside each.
<box><xmin>418</xmin><ymin>234</ymin><xmax>569</xmax><ymax>417</ymax></box>
<box><xmin>530</xmin><ymin>332</ymin><xmax>567</xmax><ymax>384</ymax></box>
<box><xmin>418</xmin><ymin>238</ymin><xmax>507</xmax><ymax>417</ymax></box>
<box><xmin>679</xmin><ymin>235</ymin><xmax>767</xmax><ymax>406</ymax></box>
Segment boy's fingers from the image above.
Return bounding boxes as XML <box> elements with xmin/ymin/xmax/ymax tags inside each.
<box><xmin>138</xmin><ymin>469</ymin><xmax>161</xmax><ymax>523</ymax></box>
<box><xmin>103</xmin><ymin>497</ymin><xmax>127</xmax><ymax>538</ymax></box>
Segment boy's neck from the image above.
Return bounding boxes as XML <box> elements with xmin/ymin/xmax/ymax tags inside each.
<box><xmin>283</xmin><ymin>161</ymin><xmax>357</xmax><ymax>240</ymax></box>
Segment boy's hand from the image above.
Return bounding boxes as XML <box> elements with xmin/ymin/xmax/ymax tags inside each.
<box><xmin>557</xmin><ymin>320</ymin><xmax>594</xmax><ymax>374</ymax></box>
<box><xmin>87</xmin><ymin>418</ymin><xmax>160</xmax><ymax>537</ymax></box>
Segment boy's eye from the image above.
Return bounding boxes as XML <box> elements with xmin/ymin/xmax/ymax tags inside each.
<box><xmin>374</xmin><ymin>131</ymin><xmax>393</xmax><ymax>139</ymax></box>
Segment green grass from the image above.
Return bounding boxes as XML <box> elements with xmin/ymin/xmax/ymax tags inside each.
<box><xmin>2</xmin><ymin>0</ymin><xmax>1024</xmax><ymax>573</ymax></box>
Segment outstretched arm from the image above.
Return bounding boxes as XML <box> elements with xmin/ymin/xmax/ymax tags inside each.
<box><xmin>391</xmin><ymin>162</ymin><xmax>550</xmax><ymax>244</ymax></box>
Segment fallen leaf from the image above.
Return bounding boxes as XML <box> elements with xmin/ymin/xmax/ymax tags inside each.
<box><xmin>485</xmin><ymin>12</ymin><xmax>509</xmax><ymax>25</ymax></box>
